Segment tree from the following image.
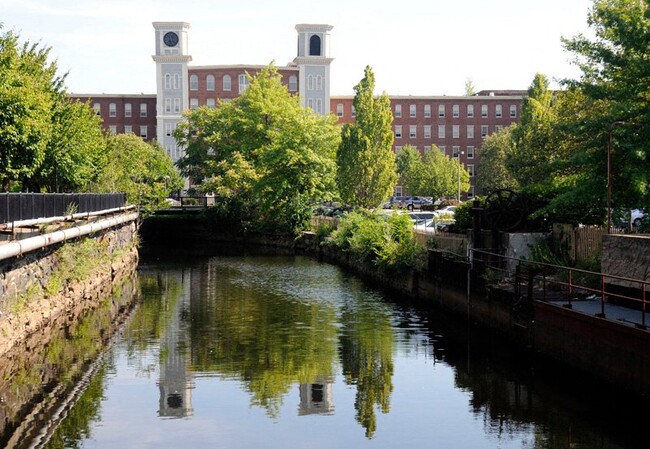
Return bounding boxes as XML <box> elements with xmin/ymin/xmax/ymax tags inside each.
<box><xmin>560</xmin><ymin>0</ymin><xmax>650</xmax><ymax>213</ymax></box>
<box><xmin>336</xmin><ymin>66</ymin><xmax>397</xmax><ymax>208</ymax></box>
<box><xmin>29</xmin><ymin>98</ymin><xmax>106</xmax><ymax>192</ymax></box>
<box><xmin>464</xmin><ymin>78</ymin><xmax>476</xmax><ymax>96</ymax></box>
<box><xmin>94</xmin><ymin>133</ymin><xmax>183</xmax><ymax>216</ymax></box>
<box><xmin>175</xmin><ymin>64</ymin><xmax>341</xmax><ymax>234</ymax></box>
<box><xmin>475</xmin><ymin>126</ymin><xmax>518</xmax><ymax>195</ymax></box>
<box><xmin>421</xmin><ymin>147</ymin><xmax>469</xmax><ymax>200</ymax></box>
<box><xmin>396</xmin><ymin>145</ymin><xmax>426</xmax><ymax>196</ymax></box>
<box><xmin>0</xmin><ymin>27</ymin><xmax>62</xmax><ymax>190</ymax></box>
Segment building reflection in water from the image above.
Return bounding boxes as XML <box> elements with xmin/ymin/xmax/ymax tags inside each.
<box><xmin>298</xmin><ymin>377</ymin><xmax>334</xmax><ymax>416</ymax></box>
<box><xmin>157</xmin><ymin>270</ymin><xmax>194</xmax><ymax>418</ymax></box>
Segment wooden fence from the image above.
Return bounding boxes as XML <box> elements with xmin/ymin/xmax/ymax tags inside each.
<box><xmin>553</xmin><ymin>224</ymin><xmax>624</xmax><ymax>264</ymax></box>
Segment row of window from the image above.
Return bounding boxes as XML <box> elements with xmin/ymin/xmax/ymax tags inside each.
<box><xmin>395</xmin><ymin>124</ymin><xmax>503</xmax><ymax>140</ymax></box>
<box><xmin>98</xmin><ymin>102</ymin><xmax>149</xmax><ymax>118</ymax></box>
<box><xmin>108</xmin><ymin>125</ymin><xmax>149</xmax><ymax>139</ymax></box>
<box><xmin>395</xmin><ymin>145</ymin><xmax>476</xmax><ymax>160</ymax></box>
<box><xmin>393</xmin><ymin>103</ymin><xmax>517</xmax><ymax>119</ymax></box>
<box><xmin>188</xmin><ymin>73</ymin><xmax>297</xmax><ymax>93</ymax></box>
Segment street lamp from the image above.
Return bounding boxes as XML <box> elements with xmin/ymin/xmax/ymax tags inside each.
<box><xmin>607</xmin><ymin>121</ymin><xmax>640</xmax><ymax>234</ymax></box>
<box><xmin>457</xmin><ymin>150</ymin><xmax>464</xmax><ymax>202</ymax></box>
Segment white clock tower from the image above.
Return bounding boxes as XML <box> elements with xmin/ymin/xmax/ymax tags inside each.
<box><xmin>294</xmin><ymin>24</ymin><xmax>334</xmax><ymax>115</ymax></box>
<box><xmin>152</xmin><ymin>22</ymin><xmax>191</xmax><ymax>162</ymax></box>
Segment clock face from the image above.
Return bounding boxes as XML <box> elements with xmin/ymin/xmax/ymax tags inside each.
<box><xmin>163</xmin><ymin>32</ymin><xmax>179</xmax><ymax>47</ymax></box>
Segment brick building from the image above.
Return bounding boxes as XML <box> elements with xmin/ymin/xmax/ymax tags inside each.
<box><xmin>71</xmin><ymin>22</ymin><xmax>524</xmax><ymax>199</ymax></box>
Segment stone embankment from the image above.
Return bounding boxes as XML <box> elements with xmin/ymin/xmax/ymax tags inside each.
<box><xmin>0</xmin><ymin>215</ymin><xmax>139</xmax><ymax>358</ymax></box>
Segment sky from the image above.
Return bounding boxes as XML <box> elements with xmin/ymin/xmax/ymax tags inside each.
<box><xmin>1</xmin><ymin>0</ymin><xmax>594</xmax><ymax>96</ymax></box>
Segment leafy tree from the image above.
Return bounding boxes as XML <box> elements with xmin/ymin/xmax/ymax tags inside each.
<box><xmin>464</xmin><ymin>78</ymin><xmax>476</xmax><ymax>96</ymax></box>
<box><xmin>0</xmin><ymin>27</ymin><xmax>62</xmax><ymax>191</ymax></box>
<box><xmin>336</xmin><ymin>66</ymin><xmax>397</xmax><ymax>208</ymax></box>
<box><xmin>560</xmin><ymin>0</ymin><xmax>650</xmax><ymax>213</ymax></box>
<box><xmin>176</xmin><ymin>64</ymin><xmax>341</xmax><ymax>235</ymax></box>
<box><xmin>94</xmin><ymin>133</ymin><xmax>183</xmax><ymax>216</ymax></box>
<box><xmin>29</xmin><ymin>98</ymin><xmax>106</xmax><ymax>192</ymax></box>
<box><xmin>475</xmin><ymin>126</ymin><xmax>519</xmax><ymax>195</ymax></box>
<box><xmin>396</xmin><ymin>145</ymin><xmax>426</xmax><ymax>195</ymax></box>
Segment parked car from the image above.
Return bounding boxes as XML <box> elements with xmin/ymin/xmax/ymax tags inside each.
<box><xmin>433</xmin><ymin>205</ymin><xmax>457</xmax><ymax>217</ymax></box>
<box><xmin>387</xmin><ymin>196</ymin><xmax>433</xmax><ymax>211</ymax></box>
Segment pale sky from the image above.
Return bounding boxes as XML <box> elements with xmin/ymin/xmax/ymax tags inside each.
<box><xmin>1</xmin><ymin>0</ymin><xmax>594</xmax><ymax>96</ymax></box>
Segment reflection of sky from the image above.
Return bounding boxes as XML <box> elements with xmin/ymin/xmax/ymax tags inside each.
<box><xmin>81</xmin><ymin>348</ymin><xmax>534</xmax><ymax>449</ymax></box>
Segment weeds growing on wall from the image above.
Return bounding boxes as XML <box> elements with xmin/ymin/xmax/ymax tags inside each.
<box><xmin>326</xmin><ymin>210</ymin><xmax>425</xmax><ymax>273</ymax></box>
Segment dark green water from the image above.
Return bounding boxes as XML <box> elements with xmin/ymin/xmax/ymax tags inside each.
<box><xmin>1</xmin><ymin>253</ymin><xmax>646</xmax><ymax>448</ymax></box>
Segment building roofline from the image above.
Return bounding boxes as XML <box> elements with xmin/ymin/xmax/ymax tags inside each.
<box><xmin>189</xmin><ymin>64</ymin><xmax>298</xmax><ymax>71</ymax></box>
<box><xmin>69</xmin><ymin>93</ymin><xmax>156</xmax><ymax>98</ymax></box>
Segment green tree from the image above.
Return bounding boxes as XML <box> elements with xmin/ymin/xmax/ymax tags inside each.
<box><xmin>422</xmin><ymin>147</ymin><xmax>469</xmax><ymax>200</ymax></box>
<box><xmin>0</xmin><ymin>27</ymin><xmax>62</xmax><ymax>191</ymax></box>
<box><xmin>29</xmin><ymin>98</ymin><xmax>106</xmax><ymax>192</ymax></box>
<box><xmin>465</xmin><ymin>78</ymin><xmax>476</xmax><ymax>96</ymax></box>
<box><xmin>475</xmin><ymin>126</ymin><xmax>519</xmax><ymax>195</ymax></box>
<box><xmin>561</xmin><ymin>0</ymin><xmax>650</xmax><ymax>213</ymax></box>
<box><xmin>336</xmin><ymin>66</ymin><xmax>397</xmax><ymax>208</ymax></box>
<box><xmin>94</xmin><ymin>133</ymin><xmax>182</xmax><ymax>216</ymax></box>
<box><xmin>396</xmin><ymin>145</ymin><xmax>426</xmax><ymax>195</ymax></box>
<box><xmin>175</xmin><ymin>64</ymin><xmax>341</xmax><ymax>235</ymax></box>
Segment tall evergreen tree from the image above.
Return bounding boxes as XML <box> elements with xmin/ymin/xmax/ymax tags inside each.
<box><xmin>336</xmin><ymin>66</ymin><xmax>397</xmax><ymax>208</ymax></box>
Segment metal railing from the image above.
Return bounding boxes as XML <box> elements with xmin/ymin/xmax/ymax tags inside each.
<box><xmin>1</xmin><ymin>193</ymin><xmax>127</xmax><ymax>224</ymax></box>
<box><xmin>471</xmin><ymin>248</ymin><xmax>648</xmax><ymax>329</ymax></box>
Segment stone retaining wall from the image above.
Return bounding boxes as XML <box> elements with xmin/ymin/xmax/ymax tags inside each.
<box><xmin>0</xmin><ymin>219</ymin><xmax>139</xmax><ymax>358</ymax></box>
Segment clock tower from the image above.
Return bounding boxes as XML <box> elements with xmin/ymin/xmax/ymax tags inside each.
<box><xmin>152</xmin><ymin>22</ymin><xmax>191</xmax><ymax>162</ymax></box>
<box><xmin>294</xmin><ymin>24</ymin><xmax>334</xmax><ymax>114</ymax></box>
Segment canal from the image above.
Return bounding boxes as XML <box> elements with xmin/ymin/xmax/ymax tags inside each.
<box><xmin>1</xmin><ymin>251</ymin><xmax>647</xmax><ymax>448</ymax></box>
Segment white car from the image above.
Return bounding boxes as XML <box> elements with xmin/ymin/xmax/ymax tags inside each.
<box><xmin>433</xmin><ymin>205</ymin><xmax>457</xmax><ymax>217</ymax></box>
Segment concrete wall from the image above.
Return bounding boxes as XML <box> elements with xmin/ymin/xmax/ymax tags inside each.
<box><xmin>602</xmin><ymin>234</ymin><xmax>650</xmax><ymax>289</ymax></box>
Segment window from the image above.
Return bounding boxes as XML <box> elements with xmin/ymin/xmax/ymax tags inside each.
<box><xmin>206</xmin><ymin>75</ymin><xmax>215</xmax><ymax>91</ymax></box>
<box><xmin>164</xmin><ymin>98</ymin><xmax>171</xmax><ymax>113</ymax></box>
<box><xmin>467</xmin><ymin>125</ymin><xmax>474</xmax><ymax>139</ymax></box>
<box><xmin>409</xmin><ymin>104</ymin><xmax>416</xmax><ymax>118</ymax></box>
<box><xmin>438</xmin><ymin>125</ymin><xmax>445</xmax><ymax>138</ymax></box>
<box><xmin>424</xmin><ymin>125</ymin><xmax>431</xmax><ymax>139</ymax></box>
<box><xmin>307</xmin><ymin>75</ymin><xmax>314</xmax><ymax>90</ymax></box>
<box><xmin>190</xmin><ymin>98</ymin><xmax>198</xmax><ymax>109</ymax></box>
<box><xmin>351</xmin><ymin>105</ymin><xmax>356</xmax><ymax>117</ymax></box>
<box><xmin>424</xmin><ymin>104</ymin><xmax>431</xmax><ymax>118</ymax></box>
<box><xmin>140</xmin><ymin>126</ymin><xmax>148</xmax><ymax>139</ymax></box>
<box><xmin>172</xmin><ymin>74</ymin><xmax>180</xmax><ymax>90</ymax></box>
<box><xmin>289</xmin><ymin>75</ymin><xmax>297</xmax><ymax>92</ymax></box>
<box><xmin>223</xmin><ymin>75</ymin><xmax>232</xmax><ymax>91</ymax></box>
<box><xmin>207</xmin><ymin>98</ymin><xmax>216</xmax><ymax>108</ymax></box>
<box><xmin>481</xmin><ymin>104</ymin><xmax>488</xmax><ymax>118</ymax></box>
<box><xmin>495</xmin><ymin>125</ymin><xmax>503</xmax><ymax>132</ymax></box>
<box><xmin>316</xmin><ymin>99</ymin><xmax>323</xmax><ymax>114</ymax></box>
<box><xmin>124</xmin><ymin>103</ymin><xmax>132</xmax><ymax>117</ymax></box>
<box><xmin>109</xmin><ymin>103</ymin><xmax>116</xmax><ymax>117</ymax></box>
<box><xmin>164</xmin><ymin>73</ymin><xmax>171</xmax><ymax>90</ymax></box>
<box><xmin>395</xmin><ymin>146</ymin><xmax>402</xmax><ymax>153</ymax></box>
<box><xmin>424</xmin><ymin>145</ymin><xmax>431</xmax><ymax>152</ymax></box>
<box><xmin>316</xmin><ymin>75</ymin><xmax>323</xmax><ymax>91</ymax></box>
<box><xmin>140</xmin><ymin>103</ymin><xmax>147</xmax><ymax>117</ymax></box>
<box><xmin>452</xmin><ymin>146</ymin><xmax>460</xmax><ymax>158</ymax></box>
<box><xmin>109</xmin><ymin>125</ymin><xmax>117</xmax><ymax>134</ymax></box>
<box><xmin>93</xmin><ymin>103</ymin><xmax>101</xmax><ymax>114</ymax></box>
<box><xmin>409</xmin><ymin>125</ymin><xmax>417</xmax><ymax>138</ymax></box>
<box><xmin>165</xmin><ymin>123</ymin><xmax>173</xmax><ymax>137</ymax></box>
<box><xmin>395</xmin><ymin>125</ymin><xmax>402</xmax><ymax>138</ymax></box>
<box><xmin>336</xmin><ymin>103</ymin><xmax>343</xmax><ymax>117</ymax></box>
<box><xmin>496</xmin><ymin>104</ymin><xmax>502</xmax><ymax>118</ymax></box>
<box><xmin>395</xmin><ymin>104</ymin><xmax>401</xmax><ymax>118</ymax></box>
<box><xmin>238</xmin><ymin>74</ymin><xmax>249</xmax><ymax>94</ymax></box>
<box><xmin>309</xmin><ymin>34</ymin><xmax>321</xmax><ymax>56</ymax></box>
<box><xmin>510</xmin><ymin>104</ymin><xmax>517</xmax><ymax>118</ymax></box>
<box><xmin>467</xmin><ymin>146</ymin><xmax>474</xmax><ymax>159</ymax></box>
<box><xmin>190</xmin><ymin>74</ymin><xmax>198</xmax><ymax>91</ymax></box>
<box><xmin>452</xmin><ymin>125</ymin><xmax>460</xmax><ymax>138</ymax></box>
<box><xmin>307</xmin><ymin>99</ymin><xmax>313</xmax><ymax>110</ymax></box>
<box><xmin>467</xmin><ymin>164</ymin><xmax>475</xmax><ymax>178</ymax></box>
<box><xmin>468</xmin><ymin>185</ymin><xmax>475</xmax><ymax>198</ymax></box>
<box><xmin>453</xmin><ymin>104</ymin><xmax>459</xmax><ymax>118</ymax></box>
<box><xmin>438</xmin><ymin>104</ymin><xmax>445</xmax><ymax>118</ymax></box>
<box><xmin>439</xmin><ymin>145</ymin><xmax>446</xmax><ymax>154</ymax></box>
<box><xmin>174</xmin><ymin>98</ymin><xmax>180</xmax><ymax>113</ymax></box>
<box><xmin>124</xmin><ymin>125</ymin><xmax>132</xmax><ymax>134</ymax></box>
<box><xmin>481</xmin><ymin>125</ymin><xmax>489</xmax><ymax>138</ymax></box>
<box><xmin>467</xmin><ymin>104</ymin><xmax>474</xmax><ymax>118</ymax></box>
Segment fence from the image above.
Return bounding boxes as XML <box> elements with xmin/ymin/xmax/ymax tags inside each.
<box><xmin>0</xmin><ymin>193</ymin><xmax>127</xmax><ymax>224</ymax></box>
<box><xmin>414</xmin><ymin>230</ymin><xmax>469</xmax><ymax>258</ymax></box>
<box><xmin>553</xmin><ymin>224</ymin><xmax>624</xmax><ymax>264</ymax></box>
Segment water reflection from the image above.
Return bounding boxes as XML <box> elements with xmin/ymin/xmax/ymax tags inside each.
<box><xmin>3</xmin><ymin>253</ymin><xmax>647</xmax><ymax>448</ymax></box>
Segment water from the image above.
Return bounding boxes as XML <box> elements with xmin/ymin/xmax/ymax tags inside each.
<box><xmin>1</xmin><ymin>253</ymin><xmax>646</xmax><ymax>448</ymax></box>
